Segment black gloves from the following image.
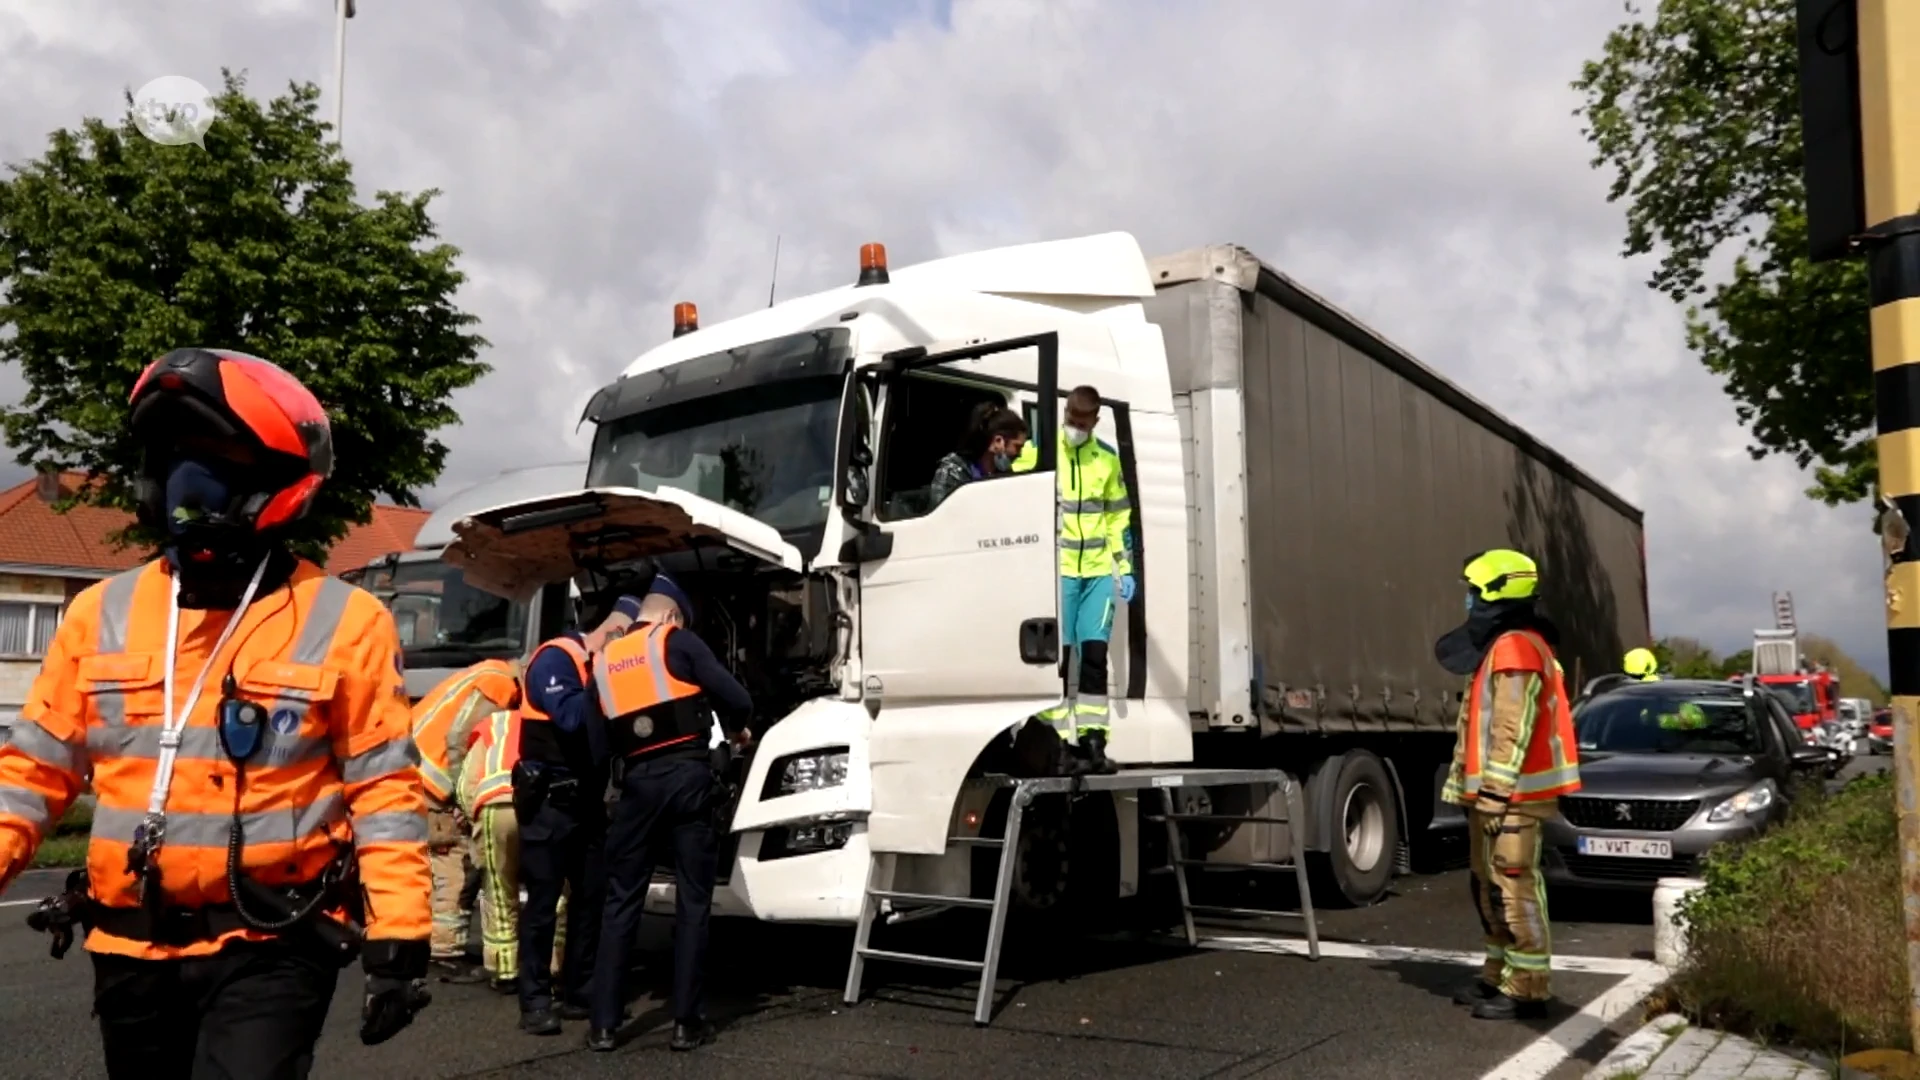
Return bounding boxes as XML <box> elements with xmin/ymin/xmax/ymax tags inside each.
<box><xmin>360</xmin><ymin>938</ymin><xmax>432</xmax><ymax>1046</ymax></box>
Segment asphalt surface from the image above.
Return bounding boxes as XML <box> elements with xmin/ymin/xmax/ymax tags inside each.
<box><xmin>0</xmin><ymin>754</ymin><xmax>1887</xmax><ymax>1080</ymax></box>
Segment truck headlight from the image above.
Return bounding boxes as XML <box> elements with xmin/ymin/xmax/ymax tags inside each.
<box><xmin>1706</xmin><ymin>781</ymin><xmax>1776</xmax><ymax>824</ymax></box>
<box><xmin>763</xmin><ymin>747</ymin><xmax>851</xmax><ymax>798</ymax></box>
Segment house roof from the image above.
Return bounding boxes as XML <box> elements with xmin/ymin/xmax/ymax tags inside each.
<box><xmin>0</xmin><ymin>472</ymin><xmax>430</xmax><ymax>575</ymax></box>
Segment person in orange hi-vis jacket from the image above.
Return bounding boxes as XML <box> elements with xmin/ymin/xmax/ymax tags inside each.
<box><xmin>0</xmin><ymin>348</ymin><xmax>434</xmax><ymax>1080</ymax></box>
<box><xmin>409</xmin><ymin>659</ymin><xmax>520</xmax><ymax>981</ymax></box>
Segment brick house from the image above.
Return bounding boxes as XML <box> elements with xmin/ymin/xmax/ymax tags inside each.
<box><xmin>0</xmin><ymin>471</ymin><xmax>429</xmax><ymax>728</ymax></box>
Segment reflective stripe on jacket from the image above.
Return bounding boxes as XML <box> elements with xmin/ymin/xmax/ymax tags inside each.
<box><xmin>410</xmin><ymin>660</ymin><xmax>518</xmax><ymax>804</ymax></box>
<box><xmin>1012</xmin><ymin>430</ymin><xmax>1132</xmax><ymax>579</ymax></box>
<box><xmin>1443</xmin><ymin>630</ymin><xmax>1581</xmax><ymax>806</ymax></box>
<box><xmin>594</xmin><ymin>623</ymin><xmax>701</xmax><ymax>721</ymax></box>
<box><xmin>0</xmin><ymin>558</ymin><xmax>433</xmax><ymax>959</ymax></box>
<box><xmin>456</xmin><ymin>710</ymin><xmax>518</xmax><ymax>815</ymax></box>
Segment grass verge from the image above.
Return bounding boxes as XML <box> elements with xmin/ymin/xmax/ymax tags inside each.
<box><xmin>1672</xmin><ymin>771</ymin><xmax>1906</xmax><ymax>1053</ymax></box>
<box><xmin>29</xmin><ymin>799</ymin><xmax>92</xmax><ymax>870</ymax></box>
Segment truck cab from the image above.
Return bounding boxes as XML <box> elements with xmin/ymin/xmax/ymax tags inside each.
<box><xmin>343</xmin><ymin>463</ymin><xmax>586</xmax><ymax>701</ymax></box>
<box><xmin>444</xmin><ymin>235</ymin><xmax>1194</xmax><ymax>922</ymax></box>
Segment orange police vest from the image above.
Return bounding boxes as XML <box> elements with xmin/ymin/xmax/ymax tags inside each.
<box><xmin>593</xmin><ymin>623</ymin><xmax>703</xmax><ymax>755</ymax></box>
<box><xmin>518</xmin><ymin>637</ymin><xmax>592</xmax><ymax>769</ymax></box>
<box><xmin>0</xmin><ymin>559</ymin><xmax>432</xmax><ymax>960</ymax></box>
<box><xmin>410</xmin><ymin>660</ymin><xmax>519</xmax><ymax>805</ymax></box>
<box><xmin>1460</xmin><ymin>630</ymin><xmax>1582</xmax><ymax>804</ymax></box>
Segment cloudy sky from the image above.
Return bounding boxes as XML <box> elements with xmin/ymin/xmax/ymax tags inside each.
<box><xmin>0</xmin><ymin>0</ymin><xmax>1891</xmax><ymax>678</ymax></box>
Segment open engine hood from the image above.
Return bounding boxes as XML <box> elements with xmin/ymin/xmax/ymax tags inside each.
<box><xmin>443</xmin><ymin>486</ymin><xmax>806</xmax><ymax>598</ymax></box>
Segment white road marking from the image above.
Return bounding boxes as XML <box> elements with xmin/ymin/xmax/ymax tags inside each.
<box><xmin>1178</xmin><ymin>933</ymin><xmax>1670</xmax><ymax>1080</ymax></box>
<box><xmin>1477</xmin><ymin>961</ymin><xmax>1669</xmax><ymax>1080</ymax></box>
<box><xmin>0</xmin><ymin>898</ymin><xmax>43</xmax><ymax>908</ymax></box>
<box><xmin>1194</xmin><ymin>934</ymin><xmax>1657</xmax><ymax>977</ymax></box>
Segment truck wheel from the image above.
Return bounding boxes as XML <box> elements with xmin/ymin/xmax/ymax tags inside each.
<box><xmin>1309</xmin><ymin>751</ymin><xmax>1400</xmax><ymax>907</ymax></box>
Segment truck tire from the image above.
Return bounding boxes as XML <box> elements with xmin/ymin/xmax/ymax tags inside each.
<box><xmin>1309</xmin><ymin>751</ymin><xmax>1400</xmax><ymax>907</ymax></box>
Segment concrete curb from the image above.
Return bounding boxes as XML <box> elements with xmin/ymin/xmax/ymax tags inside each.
<box><xmin>1584</xmin><ymin>1013</ymin><xmax>1690</xmax><ymax>1080</ymax></box>
<box><xmin>1583</xmin><ymin>1015</ymin><xmax>1874</xmax><ymax>1080</ymax></box>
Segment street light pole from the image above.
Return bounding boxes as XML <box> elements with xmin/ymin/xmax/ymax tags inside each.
<box><xmin>1795</xmin><ymin>0</ymin><xmax>1920</xmax><ymax>1044</ymax></box>
<box><xmin>1856</xmin><ymin>0</ymin><xmax>1920</xmax><ymax>1049</ymax></box>
<box><xmin>331</xmin><ymin>0</ymin><xmax>356</xmax><ymax>145</ymax></box>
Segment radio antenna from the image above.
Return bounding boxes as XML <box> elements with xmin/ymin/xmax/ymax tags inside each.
<box><xmin>767</xmin><ymin>234</ymin><xmax>782</xmax><ymax>308</ymax></box>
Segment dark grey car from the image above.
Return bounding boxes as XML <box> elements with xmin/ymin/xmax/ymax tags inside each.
<box><xmin>1542</xmin><ymin>679</ymin><xmax>1830</xmax><ymax>890</ymax></box>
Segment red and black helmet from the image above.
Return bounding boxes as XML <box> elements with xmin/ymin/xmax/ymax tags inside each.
<box><xmin>129</xmin><ymin>348</ymin><xmax>334</xmax><ymax>533</ymax></box>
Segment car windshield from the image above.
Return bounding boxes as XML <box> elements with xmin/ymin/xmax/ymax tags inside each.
<box><xmin>587</xmin><ymin>375</ymin><xmax>844</xmax><ymax>534</ymax></box>
<box><xmin>1763</xmin><ymin>679</ymin><xmax>1816</xmax><ymax>714</ymax></box>
<box><xmin>1574</xmin><ymin>692</ymin><xmax>1767</xmax><ymax>755</ymax></box>
<box><xmin>374</xmin><ymin>560</ymin><xmax>528</xmax><ymax>668</ymax></box>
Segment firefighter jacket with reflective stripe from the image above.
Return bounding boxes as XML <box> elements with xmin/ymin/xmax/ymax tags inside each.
<box><xmin>595</xmin><ymin>623</ymin><xmax>705</xmax><ymax>758</ymax></box>
<box><xmin>518</xmin><ymin>636</ymin><xmax>599</xmax><ymax>776</ymax></box>
<box><xmin>1442</xmin><ymin>630</ymin><xmax>1581</xmax><ymax>806</ymax></box>
<box><xmin>0</xmin><ymin>558</ymin><xmax>433</xmax><ymax>959</ymax></box>
<box><xmin>410</xmin><ymin>660</ymin><xmax>519</xmax><ymax>804</ymax></box>
<box><xmin>456</xmin><ymin>709</ymin><xmax>518</xmax><ymax>815</ymax></box>
<box><xmin>1012</xmin><ymin>430</ymin><xmax>1132</xmax><ymax>579</ymax></box>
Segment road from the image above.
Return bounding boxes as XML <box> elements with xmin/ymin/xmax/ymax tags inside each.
<box><xmin>0</xmin><ymin>755</ymin><xmax>1885</xmax><ymax>1080</ymax></box>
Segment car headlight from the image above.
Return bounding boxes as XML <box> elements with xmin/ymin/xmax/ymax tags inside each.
<box><xmin>764</xmin><ymin>747</ymin><xmax>851</xmax><ymax>798</ymax></box>
<box><xmin>1706</xmin><ymin>781</ymin><xmax>1776</xmax><ymax>824</ymax></box>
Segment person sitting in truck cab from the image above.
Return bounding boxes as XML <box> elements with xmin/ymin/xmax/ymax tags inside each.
<box><xmin>928</xmin><ymin>403</ymin><xmax>1029</xmax><ymax>511</ymax></box>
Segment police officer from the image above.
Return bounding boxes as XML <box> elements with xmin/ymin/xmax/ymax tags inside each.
<box><xmin>0</xmin><ymin>348</ymin><xmax>433</xmax><ymax>1078</ymax></box>
<box><xmin>587</xmin><ymin>574</ymin><xmax>752</xmax><ymax>1053</ymax></box>
<box><xmin>512</xmin><ymin>581</ymin><xmax>633</xmax><ymax>1035</ymax></box>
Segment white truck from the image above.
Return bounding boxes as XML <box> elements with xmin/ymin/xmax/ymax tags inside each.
<box><xmin>341</xmin><ymin>462</ymin><xmax>585</xmax><ymax>701</ymax></box>
<box><xmin>443</xmin><ymin>232</ymin><xmax>1649</xmax><ymax>919</ymax></box>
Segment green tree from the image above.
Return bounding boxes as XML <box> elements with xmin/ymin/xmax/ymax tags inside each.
<box><xmin>1574</xmin><ymin>0</ymin><xmax>1874</xmax><ymax>505</ymax></box>
<box><xmin>1655</xmin><ymin>635</ymin><xmax>1727</xmax><ymax>678</ymax></box>
<box><xmin>0</xmin><ymin>70</ymin><xmax>487</xmax><ymax>562</ymax></box>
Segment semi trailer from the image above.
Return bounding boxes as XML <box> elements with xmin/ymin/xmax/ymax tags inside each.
<box><xmin>442</xmin><ymin>232</ymin><xmax>1649</xmax><ymax>915</ymax></box>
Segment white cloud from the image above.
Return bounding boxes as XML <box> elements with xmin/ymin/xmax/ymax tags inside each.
<box><xmin>0</xmin><ymin>0</ymin><xmax>1891</xmax><ymax>678</ymax></box>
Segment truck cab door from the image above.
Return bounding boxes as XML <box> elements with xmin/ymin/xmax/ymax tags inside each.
<box><xmin>844</xmin><ymin>335</ymin><xmax>1062</xmax><ymax>709</ymax></box>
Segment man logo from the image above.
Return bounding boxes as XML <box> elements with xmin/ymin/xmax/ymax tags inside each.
<box><xmin>1614</xmin><ymin>802</ymin><xmax>1633</xmax><ymax>822</ymax></box>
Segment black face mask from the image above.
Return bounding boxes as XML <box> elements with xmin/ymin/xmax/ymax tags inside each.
<box><xmin>1433</xmin><ymin>596</ymin><xmax>1561</xmax><ymax>676</ymax></box>
<box><xmin>161</xmin><ymin>458</ymin><xmax>292</xmax><ymax>609</ymax></box>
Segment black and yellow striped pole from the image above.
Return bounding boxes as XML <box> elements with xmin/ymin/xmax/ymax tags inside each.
<box><xmin>1797</xmin><ymin>0</ymin><xmax>1920</xmax><ymax>1047</ymax></box>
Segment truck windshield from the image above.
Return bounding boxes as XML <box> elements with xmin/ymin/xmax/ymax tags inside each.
<box><xmin>1763</xmin><ymin>679</ymin><xmax>1816</xmax><ymax>714</ymax></box>
<box><xmin>377</xmin><ymin>561</ymin><xmax>528</xmax><ymax>668</ymax></box>
<box><xmin>587</xmin><ymin>374</ymin><xmax>844</xmax><ymax>534</ymax></box>
<box><xmin>1574</xmin><ymin>693</ymin><xmax>1766</xmax><ymax>756</ymax></box>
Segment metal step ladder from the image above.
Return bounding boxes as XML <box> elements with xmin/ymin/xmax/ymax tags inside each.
<box><xmin>841</xmin><ymin>767</ymin><xmax>1320</xmax><ymax>1027</ymax></box>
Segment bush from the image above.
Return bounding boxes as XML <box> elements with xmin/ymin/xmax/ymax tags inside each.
<box><xmin>29</xmin><ymin>799</ymin><xmax>93</xmax><ymax>870</ymax></box>
<box><xmin>1674</xmin><ymin>772</ymin><xmax>1907</xmax><ymax>1052</ymax></box>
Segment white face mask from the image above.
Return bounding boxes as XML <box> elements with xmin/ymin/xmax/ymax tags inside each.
<box><xmin>1064</xmin><ymin>426</ymin><xmax>1091</xmax><ymax>447</ymax></box>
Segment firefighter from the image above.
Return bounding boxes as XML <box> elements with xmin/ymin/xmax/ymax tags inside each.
<box><xmin>1623</xmin><ymin>647</ymin><xmax>1661</xmax><ymax>682</ymax></box>
<box><xmin>453</xmin><ymin>699</ymin><xmax>565</xmax><ymax>995</ymax></box>
<box><xmin>1434</xmin><ymin>548</ymin><xmax>1582</xmax><ymax>1021</ymax></box>
<box><xmin>512</xmin><ymin>575</ymin><xmax>636</xmax><ymax>1035</ymax></box>
<box><xmin>1013</xmin><ymin>385</ymin><xmax>1133</xmax><ymax>774</ymax></box>
<box><xmin>410</xmin><ymin>659</ymin><xmax>520</xmax><ymax>981</ymax></box>
<box><xmin>0</xmin><ymin>348</ymin><xmax>433</xmax><ymax>1078</ymax></box>
<box><xmin>587</xmin><ymin>575</ymin><xmax>753</xmax><ymax>1053</ymax></box>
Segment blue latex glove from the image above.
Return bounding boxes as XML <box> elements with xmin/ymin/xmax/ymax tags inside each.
<box><xmin>1118</xmin><ymin>575</ymin><xmax>1137</xmax><ymax>604</ymax></box>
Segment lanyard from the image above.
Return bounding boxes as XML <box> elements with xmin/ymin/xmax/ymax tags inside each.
<box><xmin>146</xmin><ymin>556</ymin><xmax>271</xmax><ymax>820</ymax></box>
